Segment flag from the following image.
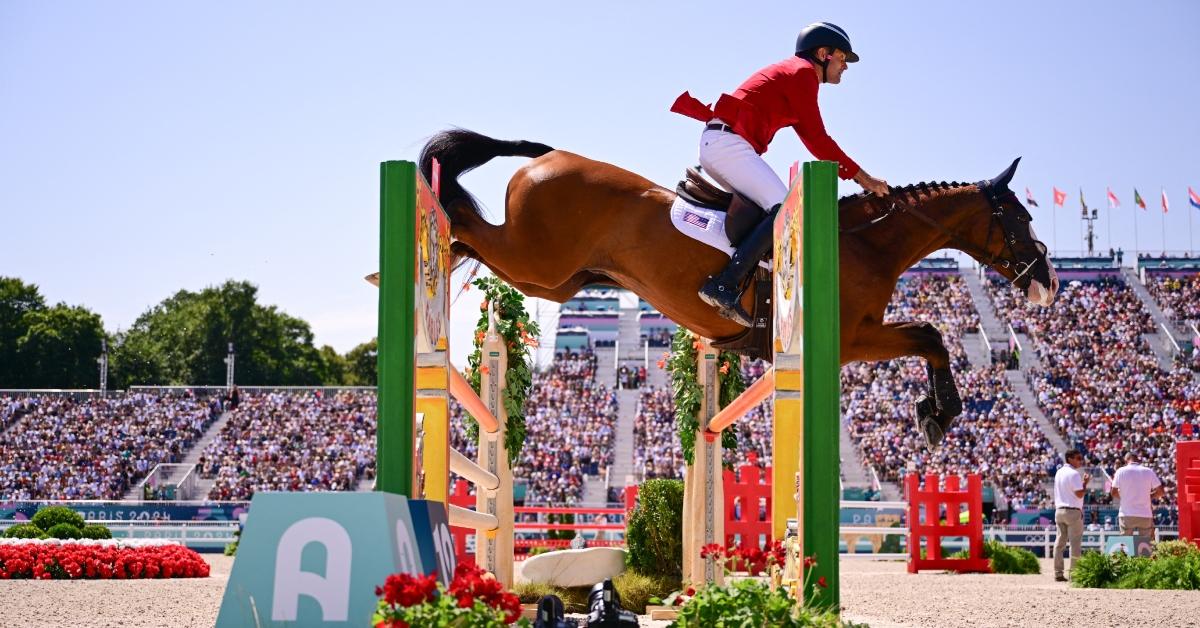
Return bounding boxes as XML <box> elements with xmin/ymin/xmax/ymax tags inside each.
<box><xmin>1079</xmin><ymin>188</ymin><xmax>1088</xmax><ymax>216</ymax></box>
<box><xmin>682</xmin><ymin>211</ymin><xmax>712</xmax><ymax>230</ymax></box>
<box><xmin>1025</xmin><ymin>187</ymin><xmax>1039</xmax><ymax>207</ymax></box>
<box><xmin>1162</xmin><ymin>188</ymin><xmax>1169</xmax><ymax>213</ymax></box>
<box><xmin>1053</xmin><ymin>187</ymin><xmax>1066</xmax><ymax>207</ymax></box>
<box><xmin>1134</xmin><ymin>188</ymin><xmax>1146</xmax><ymax>210</ymax></box>
<box><xmin>1106</xmin><ymin>187</ymin><xmax>1120</xmax><ymax>209</ymax></box>
<box><xmin>1189</xmin><ymin>186</ymin><xmax>1200</xmax><ymax>210</ymax></box>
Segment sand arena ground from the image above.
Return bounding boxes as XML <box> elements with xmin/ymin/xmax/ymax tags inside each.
<box><xmin>1</xmin><ymin>555</ymin><xmax>1198</xmax><ymax>627</ymax></box>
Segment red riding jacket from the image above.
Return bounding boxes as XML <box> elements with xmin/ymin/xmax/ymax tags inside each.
<box><xmin>671</xmin><ymin>55</ymin><xmax>861</xmax><ymax>181</ymax></box>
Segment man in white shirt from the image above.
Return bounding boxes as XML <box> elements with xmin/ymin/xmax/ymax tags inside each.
<box><xmin>1111</xmin><ymin>451</ymin><xmax>1164</xmax><ymax>537</ymax></box>
<box><xmin>1053</xmin><ymin>449</ymin><xmax>1090</xmax><ymax>582</ymax></box>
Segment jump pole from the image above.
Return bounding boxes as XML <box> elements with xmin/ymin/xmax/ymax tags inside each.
<box><xmin>378</xmin><ymin>160</ymin><xmax>514</xmax><ymax>586</ymax></box>
<box><xmin>681</xmin><ymin>160</ymin><xmax>839</xmax><ymax>606</ymax></box>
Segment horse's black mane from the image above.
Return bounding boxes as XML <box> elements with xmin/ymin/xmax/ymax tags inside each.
<box><xmin>839</xmin><ymin>180</ymin><xmax>974</xmax><ymax>204</ymax></box>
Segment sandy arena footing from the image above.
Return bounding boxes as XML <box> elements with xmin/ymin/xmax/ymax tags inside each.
<box><xmin>2</xmin><ymin>555</ymin><xmax>1199</xmax><ymax>627</ymax></box>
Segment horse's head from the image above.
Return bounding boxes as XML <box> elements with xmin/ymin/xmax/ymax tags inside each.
<box><xmin>965</xmin><ymin>158</ymin><xmax>1058</xmax><ymax>306</ymax></box>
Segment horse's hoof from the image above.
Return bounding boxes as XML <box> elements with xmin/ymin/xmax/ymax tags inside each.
<box><xmin>915</xmin><ymin>395</ymin><xmax>936</xmax><ymax>420</ymax></box>
<box><xmin>918</xmin><ymin>415</ymin><xmax>945</xmax><ymax>451</ymax></box>
<box><xmin>935</xmin><ymin>411</ymin><xmax>957</xmax><ymax>435</ymax></box>
<box><xmin>931</xmin><ymin>369</ymin><xmax>962</xmax><ymax>417</ymax></box>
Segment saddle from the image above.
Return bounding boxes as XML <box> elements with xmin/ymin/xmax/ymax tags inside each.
<box><xmin>675</xmin><ymin>168</ymin><xmax>773</xmax><ymax>360</ymax></box>
<box><xmin>675</xmin><ymin>168</ymin><xmax>768</xmax><ymax>247</ymax></box>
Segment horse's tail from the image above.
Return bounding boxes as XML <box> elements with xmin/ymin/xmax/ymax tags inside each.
<box><xmin>419</xmin><ymin>129</ymin><xmax>554</xmax><ymax>218</ymax></box>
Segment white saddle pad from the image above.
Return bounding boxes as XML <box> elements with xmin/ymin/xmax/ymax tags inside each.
<box><xmin>669</xmin><ymin>196</ymin><xmax>770</xmax><ymax>270</ymax></box>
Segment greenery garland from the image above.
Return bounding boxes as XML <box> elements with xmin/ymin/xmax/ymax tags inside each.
<box><xmin>463</xmin><ymin>276</ymin><xmax>537</xmax><ymax>468</ymax></box>
<box><xmin>663</xmin><ymin>327</ymin><xmax>747</xmax><ymax>465</ymax></box>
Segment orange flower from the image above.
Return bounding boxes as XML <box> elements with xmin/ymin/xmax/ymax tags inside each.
<box><xmin>692</xmin><ymin>340</ymin><xmax>703</xmax><ymax>351</ymax></box>
<box><xmin>656</xmin><ymin>360</ymin><xmax>666</xmax><ymax>370</ymax></box>
<box><xmin>719</xmin><ymin>362</ymin><xmax>730</xmax><ymax>375</ymax></box>
<box><xmin>479</xmin><ymin>366</ymin><xmax>490</xmax><ymax>375</ymax></box>
<box><xmin>475</xmin><ymin>331</ymin><xmax>486</xmax><ymax>343</ymax></box>
<box><xmin>480</xmin><ymin>299</ymin><xmax>489</xmax><ymax>311</ymax></box>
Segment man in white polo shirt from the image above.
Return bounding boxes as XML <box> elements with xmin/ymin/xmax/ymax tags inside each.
<box><xmin>1111</xmin><ymin>451</ymin><xmax>1164</xmax><ymax>537</ymax></box>
<box><xmin>1053</xmin><ymin>449</ymin><xmax>1090</xmax><ymax>582</ymax></box>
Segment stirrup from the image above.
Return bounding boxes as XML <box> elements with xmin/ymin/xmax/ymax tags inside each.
<box><xmin>699</xmin><ymin>278</ymin><xmax>754</xmax><ymax>327</ymax></box>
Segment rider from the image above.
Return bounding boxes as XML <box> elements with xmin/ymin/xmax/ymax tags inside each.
<box><xmin>671</xmin><ymin>22</ymin><xmax>889</xmax><ymax>327</ymax></box>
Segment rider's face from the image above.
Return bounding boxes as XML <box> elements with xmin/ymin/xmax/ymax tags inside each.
<box><xmin>824</xmin><ymin>49</ymin><xmax>849</xmax><ymax>84</ymax></box>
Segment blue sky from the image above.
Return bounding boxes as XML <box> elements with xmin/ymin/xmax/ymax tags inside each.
<box><xmin>2</xmin><ymin>1</ymin><xmax>1197</xmax><ymax>367</ymax></box>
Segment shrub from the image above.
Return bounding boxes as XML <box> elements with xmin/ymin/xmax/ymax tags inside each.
<box><xmin>625</xmin><ymin>479</ymin><xmax>684</xmax><ymax>577</ymax></box>
<box><xmin>671</xmin><ymin>578</ymin><xmax>848</xmax><ymax>627</ymax></box>
<box><xmin>81</xmin><ymin>524</ymin><xmax>113</xmax><ymax>540</ymax></box>
<box><xmin>3</xmin><ymin>523</ymin><xmax>48</xmax><ymax>539</ymax></box>
<box><xmin>948</xmin><ymin>539</ymin><xmax>1039</xmax><ymax>574</ymax></box>
<box><xmin>1071</xmin><ymin>546</ymin><xmax>1200</xmax><ymax>591</ymax></box>
<box><xmin>1152</xmin><ymin>540</ymin><xmax>1198</xmax><ymax>560</ymax></box>
<box><xmin>32</xmin><ymin>506</ymin><xmax>85</xmax><ymax>532</ymax></box>
<box><xmin>47</xmin><ymin>523</ymin><xmax>83</xmax><ymax>540</ymax></box>
<box><xmin>1071</xmin><ymin>551</ymin><xmax>1122</xmax><ymax>588</ymax></box>
<box><xmin>224</xmin><ymin>540</ymin><xmax>238</xmax><ymax>556</ymax></box>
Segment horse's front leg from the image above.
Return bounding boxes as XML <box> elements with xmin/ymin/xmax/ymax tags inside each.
<box><xmin>848</xmin><ymin>321</ymin><xmax>961</xmax><ymax>450</ymax></box>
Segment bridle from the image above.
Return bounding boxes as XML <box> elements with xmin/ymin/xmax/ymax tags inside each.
<box><xmin>839</xmin><ymin>181</ymin><xmax>1049</xmax><ymax>289</ymax></box>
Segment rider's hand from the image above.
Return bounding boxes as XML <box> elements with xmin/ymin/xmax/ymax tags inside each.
<box><xmin>854</xmin><ymin>170</ymin><xmax>889</xmax><ymax>197</ymax></box>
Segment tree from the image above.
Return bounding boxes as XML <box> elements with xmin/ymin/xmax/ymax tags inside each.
<box><xmin>0</xmin><ymin>277</ymin><xmax>47</xmax><ymax>387</ymax></box>
<box><xmin>344</xmin><ymin>338</ymin><xmax>377</xmax><ymax>385</ymax></box>
<box><xmin>16</xmin><ymin>305</ymin><xmax>106</xmax><ymax>388</ymax></box>
<box><xmin>319</xmin><ymin>345</ymin><xmax>349</xmax><ymax>385</ymax></box>
<box><xmin>112</xmin><ymin>280</ymin><xmax>333</xmax><ymax>386</ymax></box>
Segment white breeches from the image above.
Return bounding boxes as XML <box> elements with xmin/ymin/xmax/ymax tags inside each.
<box><xmin>697</xmin><ymin>120</ymin><xmax>789</xmax><ymax>210</ymax></box>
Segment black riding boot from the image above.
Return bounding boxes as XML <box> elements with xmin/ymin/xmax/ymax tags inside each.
<box><xmin>698</xmin><ymin>204</ymin><xmax>779</xmax><ymax>327</ymax></box>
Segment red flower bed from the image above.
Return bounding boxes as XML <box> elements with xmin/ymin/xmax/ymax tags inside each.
<box><xmin>0</xmin><ymin>542</ymin><xmax>210</xmax><ymax>580</ymax></box>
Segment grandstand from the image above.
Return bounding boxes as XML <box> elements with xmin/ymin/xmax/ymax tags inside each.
<box><xmin>1</xmin><ymin>254</ymin><xmax>1197</xmax><ymax>534</ymax></box>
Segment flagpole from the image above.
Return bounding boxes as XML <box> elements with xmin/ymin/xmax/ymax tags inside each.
<box><xmin>1134</xmin><ymin>203</ymin><xmax>1140</xmax><ymax>257</ymax></box>
<box><xmin>1161</xmin><ymin>188</ymin><xmax>1167</xmax><ymax>255</ymax></box>
<box><xmin>1052</xmin><ymin>188</ymin><xmax>1058</xmax><ymax>255</ymax></box>
<box><xmin>1107</xmin><ymin>203</ymin><xmax>1112</xmax><ymax>251</ymax></box>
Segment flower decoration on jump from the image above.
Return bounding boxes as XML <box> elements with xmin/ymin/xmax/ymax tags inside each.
<box><xmin>666</xmin><ymin>327</ymin><xmax>746</xmax><ymax>464</ymax></box>
<box><xmin>463</xmin><ymin>276</ymin><xmax>539</xmax><ymax>467</ymax></box>
<box><xmin>372</xmin><ymin>562</ymin><xmax>528</xmax><ymax>627</ymax></box>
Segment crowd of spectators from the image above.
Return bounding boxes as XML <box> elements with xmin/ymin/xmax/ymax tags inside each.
<box><xmin>1146</xmin><ymin>273</ymin><xmax>1200</xmax><ymax>372</ymax></box>
<box><xmin>0</xmin><ymin>392</ymin><xmax>221</xmax><ymax>500</ymax></box>
<box><xmin>198</xmin><ymin>390</ymin><xmax>376</xmax><ymax>500</ymax></box>
<box><xmin>632</xmin><ymin>358</ymin><xmax>773</xmax><ymax>481</ymax></box>
<box><xmin>452</xmin><ymin>350</ymin><xmax>617</xmax><ymax>505</ymax></box>
<box><xmin>987</xmin><ymin>275</ymin><xmax>1200</xmax><ymax>504</ymax></box>
<box><xmin>641</xmin><ymin>327</ymin><xmax>674</xmax><ymax>348</ymax></box>
<box><xmin>844</xmin><ymin>274</ymin><xmax>1057</xmax><ymax>507</ymax></box>
<box><xmin>1147</xmin><ymin>274</ymin><xmax>1200</xmax><ymax>325</ymax></box>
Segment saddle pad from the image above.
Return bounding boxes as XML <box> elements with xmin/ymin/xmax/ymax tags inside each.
<box><xmin>669</xmin><ymin>196</ymin><xmax>770</xmax><ymax>270</ymax></box>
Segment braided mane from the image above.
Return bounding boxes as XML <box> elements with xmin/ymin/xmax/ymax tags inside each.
<box><xmin>839</xmin><ymin>180</ymin><xmax>974</xmax><ymax>204</ymax></box>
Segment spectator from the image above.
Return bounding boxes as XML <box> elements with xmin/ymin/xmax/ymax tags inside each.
<box><xmin>1053</xmin><ymin>449</ymin><xmax>1089</xmax><ymax>582</ymax></box>
<box><xmin>1111</xmin><ymin>451</ymin><xmax>1164</xmax><ymax>537</ymax></box>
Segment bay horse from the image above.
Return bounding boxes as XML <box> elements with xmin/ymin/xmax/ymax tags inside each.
<box><xmin>417</xmin><ymin>129</ymin><xmax>1058</xmax><ymax>448</ymax></box>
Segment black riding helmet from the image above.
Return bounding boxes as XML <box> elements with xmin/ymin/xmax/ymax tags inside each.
<box><xmin>796</xmin><ymin>22</ymin><xmax>858</xmax><ymax>83</ymax></box>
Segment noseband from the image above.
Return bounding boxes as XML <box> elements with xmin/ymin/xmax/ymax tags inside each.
<box><xmin>840</xmin><ymin>182</ymin><xmax>1048</xmax><ymax>288</ymax></box>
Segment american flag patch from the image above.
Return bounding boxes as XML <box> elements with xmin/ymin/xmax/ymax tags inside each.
<box><xmin>682</xmin><ymin>211</ymin><xmax>711</xmax><ymax>230</ymax></box>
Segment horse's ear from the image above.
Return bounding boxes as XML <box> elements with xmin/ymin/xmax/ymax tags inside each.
<box><xmin>990</xmin><ymin>157</ymin><xmax>1021</xmax><ymax>190</ymax></box>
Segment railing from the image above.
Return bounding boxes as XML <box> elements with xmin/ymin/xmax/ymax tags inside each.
<box><xmin>1007</xmin><ymin>323</ymin><xmax>1023</xmax><ymax>353</ymax></box>
<box><xmin>979</xmin><ymin>329</ymin><xmax>993</xmax><ymax>355</ymax></box>
<box><xmin>1161</xmin><ymin>321</ymin><xmax>1183</xmax><ymax>356</ymax></box>
<box><xmin>137</xmin><ymin>463</ymin><xmax>199</xmax><ymax>501</ymax></box>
